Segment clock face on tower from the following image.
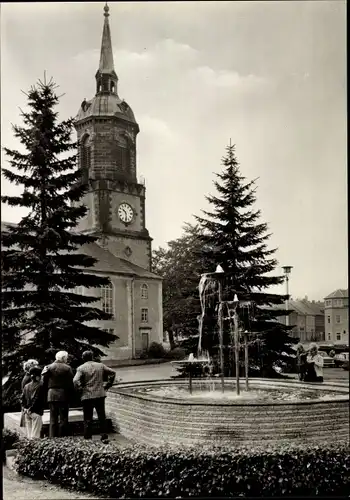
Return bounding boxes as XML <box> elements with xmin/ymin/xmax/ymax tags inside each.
<box><xmin>118</xmin><ymin>202</ymin><xmax>134</xmax><ymax>224</ymax></box>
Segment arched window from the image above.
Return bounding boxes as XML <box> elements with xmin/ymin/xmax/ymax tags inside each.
<box><xmin>115</xmin><ymin>144</ymin><xmax>130</xmax><ymax>171</ymax></box>
<box><xmin>100</xmin><ymin>284</ymin><xmax>114</xmax><ymax>315</ymax></box>
<box><xmin>141</xmin><ymin>283</ymin><xmax>148</xmax><ymax>299</ymax></box>
<box><xmin>111</xmin><ymin>81</ymin><xmax>115</xmax><ymax>93</ymax></box>
<box><xmin>81</xmin><ymin>135</ymin><xmax>91</xmax><ymax>185</ymax></box>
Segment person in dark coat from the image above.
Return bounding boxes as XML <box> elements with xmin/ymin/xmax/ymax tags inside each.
<box><xmin>296</xmin><ymin>344</ymin><xmax>307</xmax><ymax>381</ymax></box>
<box><xmin>73</xmin><ymin>350</ymin><xmax>118</xmax><ymax>443</ymax></box>
<box><xmin>41</xmin><ymin>351</ymin><xmax>74</xmax><ymax>438</ymax></box>
<box><xmin>22</xmin><ymin>366</ymin><xmax>46</xmax><ymax>439</ymax></box>
<box><xmin>20</xmin><ymin>359</ymin><xmax>39</xmax><ymax>427</ymax></box>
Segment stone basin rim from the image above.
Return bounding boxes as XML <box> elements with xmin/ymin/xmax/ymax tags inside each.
<box><xmin>110</xmin><ymin>378</ymin><xmax>349</xmax><ymax>407</ymax></box>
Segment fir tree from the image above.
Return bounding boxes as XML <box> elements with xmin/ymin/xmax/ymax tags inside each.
<box><xmin>1</xmin><ymin>78</ymin><xmax>115</xmax><ymax>400</ymax></box>
<box><xmin>195</xmin><ymin>143</ymin><xmax>297</xmax><ymax>376</ymax></box>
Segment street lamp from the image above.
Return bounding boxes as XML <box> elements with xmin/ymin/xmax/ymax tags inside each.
<box><xmin>282</xmin><ymin>266</ymin><xmax>293</xmax><ymax>327</ymax></box>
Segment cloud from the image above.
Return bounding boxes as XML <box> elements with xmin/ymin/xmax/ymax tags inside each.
<box><xmin>154</xmin><ymin>38</ymin><xmax>198</xmax><ymax>59</ymax></box>
<box><xmin>138</xmin><ymin>115</ymin><xmax>177</xmax><ymax>142</ymax></box>
<box><xmin>72</xmin><ymin>37</ymin><xmax>198</xmax><ymax>76</ymax></box>
<box><xmin>189</xmin><ymin>66</ymin><xmax>270</xmax><ymax>91</ymax></box>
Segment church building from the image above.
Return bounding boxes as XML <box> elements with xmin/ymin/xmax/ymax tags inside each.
<box><xmin>71</xmin><ymin>3</ymin><xmax>163</xmax><ymax>361</ymax></box>
<box><xmin>2</xmin><ymin>4</ymin><xmax>163</xmax><ymax>361</ymax></box>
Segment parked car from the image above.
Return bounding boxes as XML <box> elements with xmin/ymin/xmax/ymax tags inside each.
<box><xmin>342</xmin><ymin>360</ymin><xmax>349</xmax><ymax>371</ymax></box>
<box><xmin>334</xmin><ymin>352</ymin><xmax>349</xmax><ymax>368</ymax></box>
<box><xmin>318</xmin><ymin>351</ymin><xmax>335</xmax><ymax>367</ymax></box>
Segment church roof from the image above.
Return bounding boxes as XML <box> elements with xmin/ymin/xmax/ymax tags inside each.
<box><xmin>75</xmin><ymin>4</ymin><xmax>137</xmax><ymax>126</ymax></box>
<box><xmin>75</xmin><ymin>95</ymin><xmax>136</xmax><ymax>124</ymax></box>
<box><xmin>78</xmin><ymin>242</ymin><xmax>161</xmax><ymax>279</ymax></box>
<box><xmin>324</xmin><ymin>289</ymin><xmax>348</xmax><ymax>299</ymax></box>
<box><xmin>1</xmin><ymin>221</ymin><xmax>161</xmax><ymax>280</ymax></box>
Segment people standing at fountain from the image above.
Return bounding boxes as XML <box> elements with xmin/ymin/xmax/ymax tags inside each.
<box><xmin>22</xmin><ymin>359</ymin><xmax>39</xmax><ymax>389</ymax></box>
<box><xmin>21</xmin><ymin>366</ymin><xmax>46</xmax><ymax>439</ymax></box>
<box><xmin>73</xmin><ymin>350</ymin><xmax>118</xmax><ymax>443</ymax></box>
<box><xmin>20</xmin><ymin>359</ymin><xmax>39</xmax><ymax>428</ymax></box>
<box><xmin>305</xmin><ymin>343</ymin><xmax>324</xmax><ymax>382</ymax></box>
<box><xmin>296</xmin><ymin>344</ymin><xmax>307</xmax><ymax>381</ymax></box>
<box><xmin>41</xmin><ymin>351</ymin><xmax>75</xmax><ymax>438</ymax></box>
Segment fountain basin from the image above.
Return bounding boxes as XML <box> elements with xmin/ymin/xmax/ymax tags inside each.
<box><xmin>105</xmin><ymin>378</ymin><xmax>349</xmax><ymax>447</ymax></box>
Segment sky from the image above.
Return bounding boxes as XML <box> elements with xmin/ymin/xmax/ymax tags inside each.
<box><xmin>1</xmin><ymin>1</ymin><xmax>347</xmax><ymax>301</ymax></box>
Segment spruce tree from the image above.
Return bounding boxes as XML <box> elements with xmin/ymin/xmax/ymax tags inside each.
<box><xmin>1</xmin><ymin>78</ymin><xmax>115</xmax><ymax>402</ymax></box>
<box><xmin>195</xmin><ymin>143</ymin><xmax>297</xmax><ymax>376</ymax></box>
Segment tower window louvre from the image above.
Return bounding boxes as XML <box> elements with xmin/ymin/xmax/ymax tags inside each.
<box><xmin>116</xmin><ymin>145</ymin><xmax>130</xmax><ymax>170</ymax></box>
<box><xmin>81</xmin><ymin>136</ymin><xmax>91</xmax><ymax>184</ymax></box>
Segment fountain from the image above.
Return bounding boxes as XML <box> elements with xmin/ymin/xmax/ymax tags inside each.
<box><xmin>105</xmin><ymin>268</ymin><xmax>349</xmax><ymax>447</ymax></box>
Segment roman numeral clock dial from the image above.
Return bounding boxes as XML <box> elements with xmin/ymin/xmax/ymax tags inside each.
<box><xmin>118</xmin><ymin>202</ymin><xmax>134</xmax><ymax>224</ymax></box>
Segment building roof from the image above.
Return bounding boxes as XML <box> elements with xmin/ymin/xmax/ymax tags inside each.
<box><xmin>268</xmin><ymin>299</ymin><xmax>324</xmax><ymax>316</ymax></box>
<box><xmin>75</xmin><ymin>4</ymin><xmax>137</xmax><ymax>126</ymax></box>
<box><xmin>289</xmin><ymin>300</ymin><xmax>324</xmax><ymax>316</ymax></box>
<box><xmin>77</xmin><ymin>242</ymin><xmax>160</xmax><ymax>279</ymax></box>
<box><xmin>324</xmin><ymin>289</ymin><xmax>348</xmax><ymax>299</ymax></box>
<box><xmin>1</xmin><ymin>221</ymin><xmax>161</xmax><ymax>280</ymax></box>
<box><xmin>75</xmin><ymin>95</ymin><xmax>136</xmax><ymax>124</ymax></box>
<box><xmin>1</xmin><ymin>221</ymin><xmax>16</xmax><ymax>231</ymax></box>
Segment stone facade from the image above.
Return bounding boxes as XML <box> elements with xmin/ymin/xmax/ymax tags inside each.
<box><xmin>106</xmin><ymin>379</ymin><xmax>349</xmax><ymax>447</ymax></box>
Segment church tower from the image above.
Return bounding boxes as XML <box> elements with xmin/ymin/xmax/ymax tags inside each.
<box><xmin>74</xmin><ymin>3</ymin><xmax>152</xmax><ymax>271</ymax></box>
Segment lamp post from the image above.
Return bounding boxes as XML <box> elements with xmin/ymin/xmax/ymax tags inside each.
<box><xmin>233</xmin><ymin>294</ymin><xmax>240</xmax><ymax>396</ymax></box>
<box><xmin>282</xmin><ymin>266</ymin><xmax>293</xmax><ymax>327</ymax></box>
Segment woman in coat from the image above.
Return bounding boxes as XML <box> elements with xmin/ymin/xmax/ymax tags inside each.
<box><xmin>20</xmin><ymin>359</ymin><xmax>39</xmax><ymax>427</ymax></box>
<box><xmin>305</xmin><ymin>343</ymin><xmax>324</xmax><ymax>383</ymax></box>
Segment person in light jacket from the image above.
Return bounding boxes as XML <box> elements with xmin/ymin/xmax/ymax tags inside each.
<box><xmin>306</xmin><ymin>343</ymin><xmax>324</xmax><ymax>382</ymax></box>
<box><xmin>73</xmin><ymin>350</ymin><xmax>119</xmax><ymax>443</ymax></box>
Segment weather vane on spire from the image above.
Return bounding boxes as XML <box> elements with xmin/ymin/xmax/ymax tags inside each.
<box><xmin>104</xmin><ymin>2</ymin><xmax>109</xmax><ymax>17</ymax></box>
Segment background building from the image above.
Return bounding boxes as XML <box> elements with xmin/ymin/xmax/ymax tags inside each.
<box><xmin>278</xmin><ymin>298</ymin><xmax>325</xmax><ymax>343</ymax></box>
<box><xmin>324</xmin><ymin>289</ymin><xmax>348</xmax><ymax>346</ymax></box>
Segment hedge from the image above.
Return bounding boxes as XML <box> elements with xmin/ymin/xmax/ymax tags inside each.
<box><xmin>14</xmin><ymin>438</ymin><xmax>350</xmax><ymax>497</ymax></box>
<box><xmin>2</xmin><ymin>428</ymin><xmax>22</xmax><ymax>462</ymax></box>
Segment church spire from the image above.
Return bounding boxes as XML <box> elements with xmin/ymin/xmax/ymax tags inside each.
<box><xmin>99</xmin><ymin>3</ymin><xmax>115</xmax><ymax>73</ymax></box>
<box><xmin>96</xmin><ymin>3</ymin><xmax>118</xmax><ymax>95</ymax></box>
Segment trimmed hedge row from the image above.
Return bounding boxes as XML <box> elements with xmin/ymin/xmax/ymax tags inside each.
<box><xmin>14</xmin><ymin>438</ymin><xmax>350</xmax><ymax>497</ymax></box>
<box><xmin>2</xmin><ymin>428</ymin><xmax>22</xmax><ymax>462</ymax></box>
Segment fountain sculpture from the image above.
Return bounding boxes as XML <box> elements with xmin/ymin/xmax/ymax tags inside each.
<box><xmin>105</xmin><ymin>267</ymin><xmax>349</xmax><ymax>447</ymax></box>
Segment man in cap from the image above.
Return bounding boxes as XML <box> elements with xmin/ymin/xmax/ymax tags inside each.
<box><xmin>73</xmin><ymin>350</ymin><xmax>118</xmax><ymax>443</ymax></box>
